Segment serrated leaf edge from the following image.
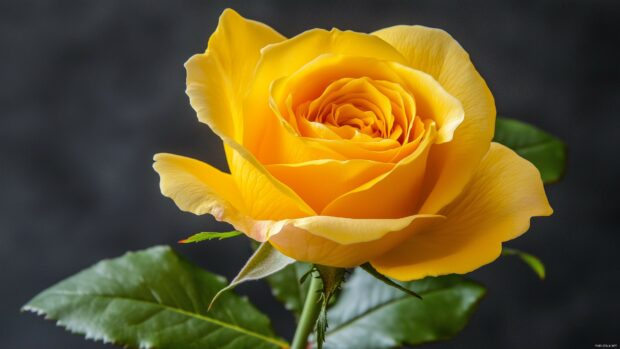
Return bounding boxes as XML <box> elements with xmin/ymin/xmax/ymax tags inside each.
<box><xmin>23</xmin><ymin>291</ymin><xmax>290</xmax><ymax>349</ymax></box>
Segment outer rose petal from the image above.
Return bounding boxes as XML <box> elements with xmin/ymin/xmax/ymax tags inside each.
<box><xmin>185</xmin><ymin>8</ymin><xmax>284</xmax><ymax>142</ymax></box>
<box><xmin>373</xmin><ymin>25</ymin><xmax>496</xmax><ymax>214</ymax></box>
<box><xmin>184</xmin><ymin>10</ymin><xmax>323</xmax><ymax>222</ymax></box>
<box><xmin>269</xmin><ymin>214</ymin><xmax>441</xmax><ymax>267</ymax></box>
<box><xmin>153</xmin><ymin>153</ymin><xmax>251</xmax><ymax>233</ymax></box>
<box><xmin>153</xmin><ymin>153</ymin><xmax>314</xmax><ymax>240</ymax></box>
<box><xmin>370</xmin><ymin>143</ymin><xmax>553</xmax><ymax>281</ymax></box>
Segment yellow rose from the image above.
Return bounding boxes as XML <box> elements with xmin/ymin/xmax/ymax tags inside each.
<box><xmin>153</xmin><ymin>9</ymin><xmax>552</xmax><ymax>280</ymax></box>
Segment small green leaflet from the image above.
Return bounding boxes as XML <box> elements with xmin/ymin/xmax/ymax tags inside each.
<box><xmin>209</xmin><ymin>243</ymin><xmax>295</xmax><ymax>310</ymax></box>
<box><xmin>22</xmin><ymin>246</ymin><xmax>288</xmax><ymax>349</ymax></box>
<box><xmin>494</xmin><ymin>117</ymin><xmax>567</xmax><ymax>183</ymax></box>
<box><xmin>179</xmin><ymin>230</ymin><xmax>243</xmax><ymax>243</ymax></box>
<box><xmin>502</xmin><ymin>247</ymin><xmax>546</xmax><ymax>279</ymax></box>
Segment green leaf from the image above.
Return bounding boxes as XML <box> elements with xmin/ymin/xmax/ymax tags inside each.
<box><xmin>266</xmin><ymin>262</ymin><xmax>313</xmax><ymax>320</ymax></box>
<box><xmin>210</xmin><ymin>242</ymin><xmax>294</xmax><ymax>310</ymax></box>
<box><xmin>23</xmin><ymin>246</ymin><xmax>288</xmax><ymax>349</ymax></box>
<box><xmin>360</xmin><ymin>263</ymin><xmax>421</xmax><ymax>299</ymax></box>
<box><xmin>502</xmin><ymin>247</ymin><xmax>546</xmax><ymax>279</ymax></box>
<box><xmin>322</xmin><ymin>270</ymin><xmax>486</xmax><ymax>349</ymax></box>
<box><xmin>179</xmin><ymin>230</ymin><xmax>242</xmax><ymax>243</ymax></box>
<box><xmin>494</xmin><ymin>117</ymin><xmax>567</xmax><ymax>183</ymax></box>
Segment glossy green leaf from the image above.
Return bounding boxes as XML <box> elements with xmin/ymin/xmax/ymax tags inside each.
<box><xmin>266</xmin><ymin>262</ymin><xmax>313</xmax><ymax>320</ymax></box>
<box><xmin>210</xmin><ymin>243</ymin><xmax>294</xmax><ymax>309</ymax></box>
<box><xmin>322</xmin><ymin>270</ymin><xmax>485</xmax><ymax>349</ymax></box>
<box><xmin>179</xmin><ymin>231</ymin><xmax>242</xmax><ymax>243</ymax></box>
<box><xmin>494</xmin><ymin>117</ymin><xmax>567</xmax><ymax>183</ymax></box>
<box><xmin>23</xmin><ymin>246</ymin><xmax>288</xmax><ymax>349</ymax></box>
<box><xmin>502</xmin><ymin>247</ymin><xmax>546</xmax><ymax>279</ymax></box>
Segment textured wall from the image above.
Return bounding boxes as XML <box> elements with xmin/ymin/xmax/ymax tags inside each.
<box><xmin>2</xmin><ymin>0</ymin><xmax>619</xmax><ymax>348</ymax></box>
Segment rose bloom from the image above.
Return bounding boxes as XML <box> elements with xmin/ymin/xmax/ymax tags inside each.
<box><xmin>154</xmin><ymin>9</ymin><xmax>552</xmax><ymax>280</ymax></box>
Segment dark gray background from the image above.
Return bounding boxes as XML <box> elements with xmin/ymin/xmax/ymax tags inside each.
<box><xmin>2</xmin><ymin>0</ymin><xmax>619</xmax><ymax>348</ymax></box>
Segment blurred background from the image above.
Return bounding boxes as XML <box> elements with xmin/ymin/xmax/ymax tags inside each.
<box><xmin>1</xmin><ymin>0</ymin><xmax>619</xmax><ymax>348</ymax></box>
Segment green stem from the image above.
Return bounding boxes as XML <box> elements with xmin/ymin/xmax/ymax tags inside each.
<box><xmin>291</xmin><ymin>271</ymin><xmax>322</xmax><ymax>349</ymax></box>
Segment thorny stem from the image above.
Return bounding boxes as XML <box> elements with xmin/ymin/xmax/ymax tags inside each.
<box><xmin>290</xmin><ymin>271</ymin><xmax>322</xmax><ymax>349</ymax></box>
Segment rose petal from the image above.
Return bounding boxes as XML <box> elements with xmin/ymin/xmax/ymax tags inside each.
<box><xmin>266</xmin><ymin>159</ymin><xmax>394</xmax><ymax>213</ymax></box>
<box><xmin>370</xmin><ymin>143</ymin><xmax>553</xmax><ymax>281</ymax></box>
<box><xmin>245</xmin><ymin>29</ymin><xmax>410</xmax><ymax>164</ymax></box>
<box><xmin>153</xmin><ymin>152</ymin><xmax>314</xmax><ymax>241</ymax></box>
<box><xmin>153</xmin><ymin>153</ymin><xmax>251</xmax><ymax>231</ymax></box>
<box><xmin>185</xmin><ymin>8</ymin><xmax>285</xmax><ymax>143</ymax></box>
<box><xmin>268</xmin><ymin>214</ymin><xmax>441</xmax><ymax>267</ymax></box>
<box><xmin>320</xmin><ymin>122</ymin><xmax>436</xmax><ymax>218</ymax></box>
<box><xmin>225</xmin><ymin>144</ymin><xmax>315</xmax><ymax>220</ymax></box>
<box><xmin>373</xmin><ymin>25</ymin><xmax>496</xmax><ymax>214</ymax></box>
<box><xmin>153</xmin><ymin>152</ymin><xmax>443</xmax><ymax>255</ymax></box>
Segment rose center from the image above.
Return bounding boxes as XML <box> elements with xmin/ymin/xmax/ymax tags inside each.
<box><xmin>290</xmin><ymin>77</ymin><xmax>423</xmax><ymax>145</ymax></box>
<box><xmin>268</xmin><ymin>55</ymin><xmax>464</xmax><ymax>154</ymax></box>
